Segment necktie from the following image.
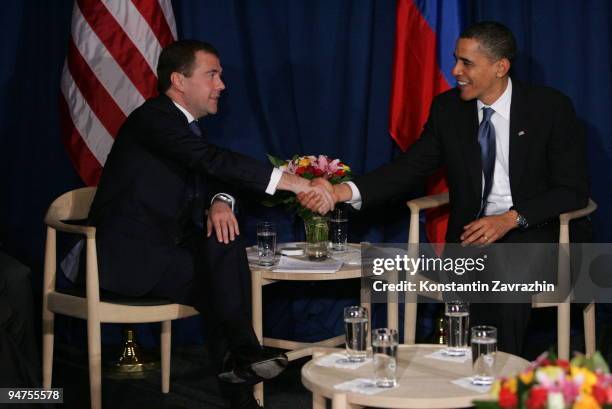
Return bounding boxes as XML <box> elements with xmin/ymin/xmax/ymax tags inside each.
<box><xmin>189</xmin><ymin>120</ymin><xmax>202</xmax><ymax>137</ymax></box>
<box><xmin>188</xmin><ymin>120</ymin><xmax>205</xmax><ymax>228</ymax></box>
<box><xmin>477</xmin><ymin>107</ymin><xmax>496</xmax><ymax>217</ymax></box>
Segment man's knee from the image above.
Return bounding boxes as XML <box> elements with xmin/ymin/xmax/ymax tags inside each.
<box><xmin>204</xmin><ymin>234</ymin><xmax>247</xmax><ymax>256</ymax></box>
<box><xmin>0</xmin><ymin>253</ymin><xmax>32</xmax><ymax>297</ymax></box>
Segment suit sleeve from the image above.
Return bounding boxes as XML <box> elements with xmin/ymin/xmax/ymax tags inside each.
<box><xmin>353</xmin><ymin>97</ymin><xmax>445</xmax><ymax>210</ymax></box>
<box><xmin>131</xmin><ymin>107</ymin><xmax>274</xmax><ymax>194</ymax></box>
<box><xmin>511</xmin><ymin>95</ymin><xmax>589</xmax><ymax>225</ymax></box>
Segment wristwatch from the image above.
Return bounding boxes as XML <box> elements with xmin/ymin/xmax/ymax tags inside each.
<box><xmin>511</xmin><ymin>208</ymin><xmax>529</xmax><ymax>230</ymax></box>
<box><xmin>211</xmin><ymin>193</ymin><xmax>235</xmax><ymax>212</ymax></box>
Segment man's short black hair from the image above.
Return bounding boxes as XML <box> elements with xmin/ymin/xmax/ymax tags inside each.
<box><xmin>460</xmin><ymin>21</ymin><xmax>517</xmax><ymax>62</ymax></box>
<box><xmin>157</xmin><ymin>40</ymin><xmax>219</xmax><ymax>94</ymax></box>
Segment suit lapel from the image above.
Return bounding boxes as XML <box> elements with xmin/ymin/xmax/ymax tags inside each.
<box><xmin>508</xmin><ymin>81</ymin><xmax>530</xmax><ymax>197</ymax></box>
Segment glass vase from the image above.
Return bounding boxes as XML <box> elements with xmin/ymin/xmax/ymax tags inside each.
<box><xmin>304</xmin><ymin>216</ymin><xmax>329</xmax><ymax>261</ymax></box>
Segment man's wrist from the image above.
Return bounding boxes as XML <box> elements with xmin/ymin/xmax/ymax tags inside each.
<box><xmin>334</xmin><ymin>183</ymin><xmax>353</xmax><ymax>202</ymax></box>
<box><xmin>211</xmin><ymin>193</ymin><xmax>235</xmax><ymax>212</ymax></box>
<box><xmin>507</xmin><ymin>209</ymin><xmax>528</xmax><ymax>230</ymax></box>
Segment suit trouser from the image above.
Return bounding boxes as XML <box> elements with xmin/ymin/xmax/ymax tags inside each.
<box><xmin>0</xmin><ymin>252</ymin><xmax>40</xmax><ymax>389</ymax></box>
<box><xmin>468</xmin><ymin>222</ymin><xmax>560</xmax><ymax>357</ymax></box>
<box><xmin>147</xmin><ymin>234</ymin><xmax>260</xmax><ymax>374</ymax></box>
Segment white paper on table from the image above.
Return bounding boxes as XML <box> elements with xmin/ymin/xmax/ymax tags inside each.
<box><xmin>451</xmin><ymin>377</ymin><xmax>492</xmax><ymax>394</ymax></box>
<box><xmin>424</xmin><ymin>348</ymin><xmax>472</xmax><ymax>363</ymax></box>
<box><xmin>315</xmin><ymin>353</ymin><xmax>372</xmax><ymax>369</ymax></box>
<box><xmin>272</xmin><ymin>255</ymin><xmax>343</xmax><ymax>273</ymax></box>
<box><xmin>334</xmin><ymin>378</ymin><xmax>395</xmax><ymax>395</ymax></box>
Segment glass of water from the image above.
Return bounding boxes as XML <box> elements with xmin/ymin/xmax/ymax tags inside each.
<box><xmin>343</xmin><ymin>306</ymin><xmax>368</xmax><ymax>362</ymax></box>
<box><xmin>372</xmin><ymin>328</ymin><xmax>398</xmax><ymax>388</ymax></box>
<box><xmin>471</xmin><ymin>326</ymin><xmax>497</xmax><ymax>385</ymax></box>
<box><xmin>445</xmin><ymin>301</ymin><xmax>469</xmax><ymax>356</ymax></box>
<box><xmin>256</xmin><ymin>221</ymin><xmax>276</xmax><ymax>266</ymax></box>
<box><xmin>330</xmin><ymin>206</ymin><xmax>348</xmax><ymax>252</ymax></box>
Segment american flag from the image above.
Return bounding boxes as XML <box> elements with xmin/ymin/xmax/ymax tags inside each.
<box><xmin>60</xmin><ymin>0</ymin><xmax>177</xmax><ymax>185</ymax></box>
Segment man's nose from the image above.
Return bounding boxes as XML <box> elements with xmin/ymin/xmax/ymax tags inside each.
<box><xmin>452</xmin><ymin>62</ymin><xmax>462</xmax><ymax>77</ymax></box>
<box><xmin>217</xmin><ymin>78</ymin><xmax>226</xmax><ymax>91</ymax></box>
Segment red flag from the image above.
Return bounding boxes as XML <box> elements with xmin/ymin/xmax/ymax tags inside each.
<box><xmin>60</xmin><ymin>0</ymin><xmax>177</xmax><ymax>186</ymax></box>
<box><xmin>389</xmin><ymin>0</ymin><xmax>462</xmax><ymax>243</ymax></box>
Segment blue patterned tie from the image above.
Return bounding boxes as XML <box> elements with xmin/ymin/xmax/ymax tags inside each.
<box><xmin>477</xmin><ymin>107</ymin><xmax>496</xmax><ymax>217</ymax></box>
<box><xmin>189</xmin><ymin>120</ymin><xmax>202</xmax><ymax>137</ymax></box>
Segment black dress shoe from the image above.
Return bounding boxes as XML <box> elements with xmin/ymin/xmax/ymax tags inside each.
<box><xmin>218</xmin><ymin>350</ymin><xmax>288</xmax><ymax>385</ymax></box>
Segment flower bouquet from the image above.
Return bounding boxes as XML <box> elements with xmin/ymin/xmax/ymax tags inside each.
<box><xmin>263</xmin><ymin>154</ymin><xmax>352</xmax><ymax>260</ymax></box>
<box><xmin>474</xmin><ymin>352</ymin><xmax>612</xmax><ymax>409</ymax></box>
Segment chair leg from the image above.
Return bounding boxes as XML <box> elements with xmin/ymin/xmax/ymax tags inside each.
<box><xmin>161</xmin><ymin>320</ymin><xmax>171</xmax><ymax>393</ymax></box>
<box><xmin>42</xmin><ymin>309</ymin><xmax>54</xmax><ymax>388</ymax></box>
<box><xmin>584</xmin><ymin>303</ymin><xmax>596</xmax><ymax>357</ymax></box>
<box><xmin>557</xmin><ymin>303</ymin><xmax>570</xmax><ymax>360</ymax></box>
<box><xmin>403</xmin><ymin>303</ymin><xmax>417</xmax><ymax>344</ymax></box>
<box><xmin>87</xmin><ymin>319</ymin><xmax>102</xmax><ymax>409</ymax></box>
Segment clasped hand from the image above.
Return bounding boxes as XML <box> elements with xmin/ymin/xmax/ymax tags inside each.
<box><xmin>297</xmin><ymin>178</ymin><xmax>338</xmax><ymax>214</ymax></box>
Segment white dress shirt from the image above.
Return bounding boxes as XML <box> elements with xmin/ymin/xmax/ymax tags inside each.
<box><xmin>173</xmin><ymin>101</ymin><xmax>283</xmax><ymax>210</ymax></box>
<box><xmin>345</xmin><ymin>78</ymin><xmax>515</xmax><ymax>216</ymax></box>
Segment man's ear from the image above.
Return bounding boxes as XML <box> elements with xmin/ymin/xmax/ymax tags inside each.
<box><xmin>496</xmin><ymin>58</ymin><xmax>511</xmax><ymax>78</ymax></box>
<box><xmin>169</xmin><ymin>71</ymin><xmax>184</xmax><ymax>91</ymax></box>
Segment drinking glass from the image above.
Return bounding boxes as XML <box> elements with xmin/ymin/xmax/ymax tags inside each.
<box><xmin>330</xmin><ymin>206</ymin><xmax>348</xmax><ymax>252</ymax></box>
<box><xmin>445</xmin><ymin>301</ymin><xmax>469</xmax><ymax>356</ymax></box>
<box><xmin>372</xmin><ymin>328</ymin><xmax>399</xmax><ymax>388</ymax></box>
<box><xmin>256</xmin><ymin>222</ymin><xmax>276</xmax><ymax>266</ymax></box>
<box><xmin>471</xmin><ymin>326</ymin><xmax>497</xmax><ymax>385</ymax></box>
<box><xmin>343</xmin><ymin>306</ymin><xmax>368</xmax><ymax>362</ymax></box>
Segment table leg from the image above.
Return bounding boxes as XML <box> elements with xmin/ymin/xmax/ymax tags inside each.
<box><xmin>312</xmin><ymin>393</ymin><xmax>325</xmax><ymax>409</ymax></box>
<box><xmin>332</xmin><ymin>393</ymin><xmax>360</xmax><ymax>409</ymax></box>
<box><xmin>251</xmin><ymin>270</ymin><xmax>264</xmax><ymax>403</ymax></box>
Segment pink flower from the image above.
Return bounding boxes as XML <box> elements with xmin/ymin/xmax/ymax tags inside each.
<box><xmin>317</xmin><ymin>155</ymin><xmax>329</xmax><ymax>172</ymax></box>
<box><xmin>562</xmin><ymin>379</ymin><xmax>580</xmax><ymax>403</ymax></box>
<box><xmin>328</xmin><ymin>159</ymin><xmax>340</xmax><ymax>173</ymax></box>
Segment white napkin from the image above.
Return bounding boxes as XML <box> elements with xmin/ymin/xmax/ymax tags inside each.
<box><xmin>424</xmin><ymin>348</ymin><xmax>472</xmax><ymax>363</ymax></box>
<box><xmin>334</xmin><ymin>378</ymin><xmax>394</xmax><ymax>395</ymax></box>
<box><xmin>272</xmin><ymin>255</ymin><xmax>343</xmax><ymax>273</ymax></box>
<box><xmin>451</xmin><ymin>376</ymin><xmax>492</xmax><ymax>393</ymax></box>
<box><xmin>315</xmin><ymin>353</ymin><xmax>372</xmax><ymax>369</ymax></box>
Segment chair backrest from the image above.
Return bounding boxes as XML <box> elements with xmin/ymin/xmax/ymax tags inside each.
<box><xmin>44</xmin><ymin>187</ymin><xmax>97</xmax><ymax>224</ymax></box>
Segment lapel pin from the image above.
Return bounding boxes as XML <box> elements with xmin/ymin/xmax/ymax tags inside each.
<box><xmin>518</xmin><ymin>130</ymin><xmax>526</xmax><ymax>136</ymax></box>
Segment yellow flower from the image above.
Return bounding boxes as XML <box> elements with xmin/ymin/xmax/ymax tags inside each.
<box><xmin>573</xmin><ymin>394</ymin><xmax>601</xmax><ymax>409</ymax></box>
<box><xmin>503</xmin><ymin>378</ymin><xmax>517</xmax><ymax>394</ymax></box>
<box><xmin>571</xmin><ymin>367</ymin><xmax>598</xmax><ymax>394</ymax></box>
<box><xmin>520</xmin><ymin>370</ymin><xmax>534</xmax><ymax>385</ymax></box>
<box><xmin>298</xmin><ymin>157</ymin><xmax>311</xmax><ymax>167</ymax></box>
<box><xmin>490</xmin><ymin>380</ymin><xmax>501</xmax><ymax>398</ymax></box>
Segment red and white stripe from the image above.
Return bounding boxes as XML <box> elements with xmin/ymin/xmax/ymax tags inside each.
<box><xmin>60</xmin><ymin>0</ymin><xmax>177</xmax><ymax>185</ymax></box>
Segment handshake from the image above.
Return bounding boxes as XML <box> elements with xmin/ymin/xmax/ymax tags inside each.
<box><xmin>294</xmin><ymin>177</ymin><xmax>352</xmax><ymax>215</ymax></box>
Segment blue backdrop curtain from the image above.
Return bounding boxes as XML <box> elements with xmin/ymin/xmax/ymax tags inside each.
<box><xmin>1</xmin><ymin>0</ymin><xmax>610</xmax><ymax>346</ymax></box>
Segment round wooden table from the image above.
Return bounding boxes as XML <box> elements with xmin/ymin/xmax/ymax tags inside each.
<box><xmin>302</xmin><ymin>344</ymin><xmax>529</xmax><ymax>409</ymax></box>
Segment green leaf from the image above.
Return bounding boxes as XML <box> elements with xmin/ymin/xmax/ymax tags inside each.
<box><xmin>266</xmin><ymin>154</ymin><xmax>286</xmax><ymax>167</ymax></box>
<box><xmin>590</xmin><ymin>351</ymin><xmax>610</xmax><ymax>373</ymax></box>
<box><xmin>472</xmin><ymin>400</ymin><xmax>501</xmax><ymax>409</ymax></box>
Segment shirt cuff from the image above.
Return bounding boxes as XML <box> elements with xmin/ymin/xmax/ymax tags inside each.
<box><xmin>344</xmin><ymin>181</ymin><xmax>362</xmax><ymax>210</ymax></box>
<box><xmin>265</xmin><ymin>167</ymin><xmax>284</xmax><ymax>195</ymax></box>
<box><xmin>210</xmin><ymin>193</ymin><xmax>235</xmax><ymax>212</ymax></box>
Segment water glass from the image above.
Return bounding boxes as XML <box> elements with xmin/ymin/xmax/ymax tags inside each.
<box><xmin>471</xmin><ymin>326</ymin><xmax>497</xmax><ymax>385</ymax></box>
<box><xmin>445</xmin><ymin>301</ymin><xmax>469</xmax><ymax>356</ymax></box>
<box><xmin>330</xmin><ymin>206</ymin><xmax>348</xmax><ymax>252</ymax></box>
<box><xmin>372</xmin><ymin>328</ymin><xmax>399</xmax><ymax>388</ymax></box>
<box><xmin>256</xmin><ymin>222</ymin><xmax>276</xmax><ymax>266</ymax></box>
<box><xmin>343</xmin><ymin>306</ymin><xmax>368</xmax><ymax>362</ymax></box>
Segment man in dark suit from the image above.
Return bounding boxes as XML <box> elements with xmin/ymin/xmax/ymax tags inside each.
<box><xmin>300</xmin><ymin>22</ymin><xmax>588</xmax><ymax>355</ymax></box>
<box><xmin>89</xmin><ymin>40</ymin><xmax>333</xmax><ymax>409</ymax></box>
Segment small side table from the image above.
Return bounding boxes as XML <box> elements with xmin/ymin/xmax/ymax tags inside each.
<box><xmin>302</xmin><ymin>344</ymin><xmax>529</xmax><ymax>409</ymax></box>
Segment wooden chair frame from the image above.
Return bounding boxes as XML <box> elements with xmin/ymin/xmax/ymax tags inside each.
<box><xmin>403</xmin><ymin>191</ymin><xmax>597</xmax><ymax>359</ymax></box>
<box><xmin>42</xmin><ymin>187</ymin><xmax>198</xmax><ymax>409</ymax></box>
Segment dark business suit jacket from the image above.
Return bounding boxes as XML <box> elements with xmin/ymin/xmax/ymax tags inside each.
<box><xmin>355</xmin><ymin>80</ymin><xmax>588</xmax><ymax>242</ymax></box>
<box><xmin>88</xmin><ymin>94</ymin><xmax>273</xmax><ymax>296</ymax></box>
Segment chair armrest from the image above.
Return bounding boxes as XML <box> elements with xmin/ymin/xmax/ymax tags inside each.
<box><xmin>45</xmin><ymin>219</ymin><xmax>96</xmax><ymax>239</ymax></box>
<box><xmin>406</xmin><ymin>192</ymin><xmax>449</xmax><ymax>214</ymax></box>
<box><xmin>559</xmin><ymin>199</ymin><xmax>597</xmax><ymax>225</ymax></box>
